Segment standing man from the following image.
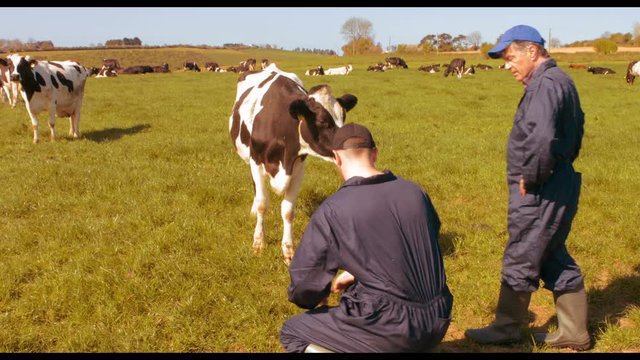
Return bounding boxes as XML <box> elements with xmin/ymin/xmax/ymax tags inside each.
<box><xmin>464</xmin><ymin>25</ymin><xmax>590</xmax><ymax>350</ymax></box>
<box><xmin>279</xmin><ymin>123</ymin><xmax>453</xmax><ymax>353</ymax></box>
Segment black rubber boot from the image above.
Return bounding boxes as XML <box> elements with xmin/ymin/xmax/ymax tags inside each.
<box><xmin>465</xmin><ymin>283</ymin><xmax>532</xmax><ymax>344</ymax></box>
<box><xmin>533</xmin><ymin>287</ymin><xmax>591</xmax><ymax>350</ymax></box>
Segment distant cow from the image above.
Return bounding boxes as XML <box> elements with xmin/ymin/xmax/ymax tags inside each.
<box><xmin>8</xmin><ymin>54</ymin><xmax>90</xmax><ymax>143</ymax></box>
<box><xmin>367</xmin><ymin>63</ymin><xmax>386</xmax><ymax>72</ymax></box>
<box><xmin>226</xmin><ymin>65</ymin><xmax>239</xmax><ymax>73</ymax></box>
<box><xmin>475</xmin><ymin>64</ymin><xmax>493</xmax><ymax>70</ymax></box>
<box><xmin>96</xmin><ymin>65</ymin><xmax>118</xmax><ymax>77</ymax></box>
<box><xmin>444</xmin><ymin>58</ymin><xmax>466</xmax><ymax>79</ymax></box>
<box><xmin>417</xmin><ymin>64</ymin><xmax>440</xmax><ymax>73</ymax></box>
<box><xmin>385</xmin><ymin>57</ymin><xmax>408</xmax><ymax>69</ymax></box>
<box><xmin>205</xmin><ymin>62</ymin><xmax>219</xmax><ymax>72</ymax></box>
<box><xmin>229</xmin><ymin>63</ymin><xmax>358</xmax><ymax>265</ymax></box>
<box><xmin>102</xmin><ymin>58</ymin><xmax>121</xmax><ymax>69</ymax></box>
<box><xmin>238</xmin><ymin>58</ymin><xmax>257</xmax><ymax>72</ymax></box>
<box><xmin>324</xmin><ymin>64</ymin><xmax>353</xmax><ymax>75</ymax></box>
<box><xmin>569</xmin><ymin>63</ymin><xmax>587</xmax><ymax>70</ymax></box>
<box><xmin>118</xmin><ymin>65</ymin><xmax>154</xmax><ymax>75</ymax></box>
<box><xmin>261</xmin><ymin>59</ymin><xmax>269</xmax><ymax>69</ymax></box>
<box><xmin>587</xmin><ymin>66</ymin><xmax>616</xmax><ymax>75</ymax></box>
<box><xmin>183</xmin><ymin>62</ymin><xmax>201</xmax><ymax>72</ymax></box>
<box><xmin>464</xmin><ymin>65</ymin><xmax>475</xmax><ymax>75</ymax></box>
<box><xmin>151</xmin><ymin>63</ymin><xmax>170</xmax><ymax>73</ymax></box>
<box><xmin>88</xmin><ymin>66</ymin><xmax>100</xmax><ymax>76</ymax></box>
<box><xmin>625</xmin><ymin>60</ymin><xmax>640</xmax><ymax>85</ymax></box>
<box><xmin>304</xmin><ymin>65</ymin><xmax>324</xmax><ymax>76</ymax></box>
<box><xmin>0</xmin><ymin>57</ymin><xmax>20</xmax><ymax>108</ymax></box>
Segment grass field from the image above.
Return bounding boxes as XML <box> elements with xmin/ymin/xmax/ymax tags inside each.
<box><xmin>0</xmin><ymin>47</ymin><xmax>639</xmax><ymax>352</ymax></box>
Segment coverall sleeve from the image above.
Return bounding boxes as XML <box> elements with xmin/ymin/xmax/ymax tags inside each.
<box><xmin>287</xmin><ymin>206</ymin><xmax>339</xmax><ymax>310</ymax></box>
<box><xmin>520</xmin><ymin>78</ymin><xmax>560</xmax><ymax>189</ymax></box>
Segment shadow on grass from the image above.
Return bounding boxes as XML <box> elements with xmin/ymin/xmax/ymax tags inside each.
<box><xmin>439</xmin><ymin>231</ymin><xmax>462</xmax><ymax>257</ymax></box>
<box><xmin>83</xmin><ymin>123</ymin><xmax>151</xmax><ymax>143</ymax></box>
<box><xmin>532</xmin><ymin>264</ymin><xmax>640</xmax><ymax>349</ymax></box>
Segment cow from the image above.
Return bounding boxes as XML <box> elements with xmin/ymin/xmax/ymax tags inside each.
<box><xmin>367</xmin><ymin>63</ymin><xmax>386</xmax><ymax>72</ymax></box>
<box><xmin>226</xmin><ymin>65</ymin><xmax>239</xmax><ymax>73</ymax></box>
<box><xmin>183</xmin><ymin>62</ymin><xmax>201</xmax><ymax>72</ymax></box>
<box><xmin>587</xmin><ymin>66</ymin><xmax>616</xmax><ymax>75</ymax></box>
<box><xmin>7</xmin><ymin>54</ymin><xmax>90</xmax><ymax>143</ymax></box>
<box><xmin>88</xmin><ymin>66</ymin><xmax>100</xmax><ymax>76</ymax></box>
<box><xmin>238</xmin><ymin>58</ymin><xmax>257</xmax><ymax>72</ymax></box>
<box><xmin>385</xmin><ymin>57</ymin><xmax>408</xmax><ymax>69</ymax></box>
<box><xmin>417</xmin><ymin>64</ymin><xmax>439</xmax><ymax>73</ymax></box>
<box><xmin>569</xmin><ymin>63</ymin><xmax>587</xmax><ymax>70</ymax></box>
<box><xmin>464</xmin><ymin>65</ymin><xmax>476</xmax><ymax>75</ymax></box>
<box><xmin>96</xmin><ymin>65</ymin><xmax>118</xmax><ymax>77</ymax></box>
<box><xmin>229</xmin><ymin>63</ymin><xmax>358</xmax><ymax>265</ymax></box>
<box><xmin>102</xmin><ymin>58</ymin><xmax>121</xmax><ymax>70</ymax></box>
<box><xmin>1</xmin><ymin>57</ymin><xmax>20</xmax><ymax>108</ymax></box>
<box><xmin>205</xmin><ymin>62</ymin><xmax>219</xmax><ymax>72</ymax></box>
<box><xmin>117</xmin><ymin>65</ymin><xmax>154</xmax><ymax>75</ymax></box>
<box><xmin>151</xmin><ymin>63</ymin><xmax>170</xmax><ymax>73</ymax></box>
<box><xmin>261</xmin><ymin>59</ymin><xmax>269</xmax><ymax>69</ymax></box>
<box><xmin>304</xmin><ymin>65</ymin><xmax>324</xmax><ymax>76</ymax></box>
<box><xmin>475</xmin><ymin>63</ymin><xmax>493</xmax><ymax>70</ymax></box>
<box><xmin>444</xmin><ymin>58</ymin><xmax>466</xmax><ymax>79</ymax></box>
<box><xmin>324</xmin><ymin>64</ymin><xmax>353</xmax><ymax>75</ymax></box>
<box><xmin>498</xmin><ymin>63</ymin><xmax>507</xmax><ymax>69</ymax></box>
<box><xmin>625</xmin><ymin>60</ymin><xmax>640</xmax><ymax>85</ymax></box>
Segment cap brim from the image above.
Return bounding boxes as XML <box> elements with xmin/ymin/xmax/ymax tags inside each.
<box><xmin>487</xmin><ymin>40</ymin><xmax>511</xmax><ymax>59</ymax></box>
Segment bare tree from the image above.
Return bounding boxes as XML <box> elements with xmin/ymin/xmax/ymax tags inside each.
<box><xmin>549</xmin><ymin>37</ymin><xmax>562</xmax><ymax>49</ymax></box>
<box><xmin>467</xmin><ymin>31</ymin><xmax>482</xmax><ymax>50</ymax></box>
<box><xmin>340</xmin><ymin>17</ymin><xmax>373</xmax><ymax>56</ymax></box>
<box><xmin>633</xmin><ymin>22</ymin><xmax>640</xmax><ymax>45</ymax></box>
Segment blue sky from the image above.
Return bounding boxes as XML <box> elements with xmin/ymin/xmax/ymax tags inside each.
<box><xmin>3</xmin><ymin>7</ymin><xmax>640</xmax><ymax>54</ymax></box>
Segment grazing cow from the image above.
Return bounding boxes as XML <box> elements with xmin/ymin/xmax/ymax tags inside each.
<box><xmin>118</xmin><ymin>65</ymin><xmax>154</xmax><ymax>75</ymax></box>
<box><xmin>304</xmin><ymin>65</ymin><xmax>324</xmax><ymax>76</ymax></box>
<box><xmin>625</xmin><ymin>60</ymin><xmax>640</xmax><ymax>85</ymax></box>
<box><xmin>96</xmin><ymin>65</ymin><xmax>118</xmax><ymax>77</ymax></box>
<box><xmin>417</xmin><ymin>64</ymin><xmax>440</xmax><ymax>73</ymax></box>
<box><xmin>444</xmin><ymin>58</ymin><xmax>466</xmax><ymax>79</ymax></box>
<box><xmin>205</xmin><ymin>62</ymin><xmax>220</xmax><ymax>72</ymax></box>
<box><xmin>324</xmin><ymin>64</ymin><xmax>353</xmax><ymax>75</ymax></box>
<box><xmin>384</xmin><ymin>57</ymin><xmax>408</xmax><ymax>69</ymax></box>
<box><xmin>367</xmin><ymin>63</ymin><xmax>386</xmax><ymax>72</ymax></box>
<box><xmin>1</xmin><ymin>57</ymin><xmax>20</xmax><ymax>108</ymax></box>
<box><xmin>7</xmin><ymin>54</ymin><xmax>90</xmax><ymax>143</ymax></box>
<box><xmin>569</xmin><ymin>63</ymin><xmax>587</xmax><ymax>70</ymax></box>
<box><xmin>102</xmin><ymin>58</ymin><xmax>121</xmax><ymax>70</ymax></box>
<box><xmin>238</xmin><ymin>58</ymin><xmax>257</xmax><ymax>72</ymax></box>
<box><xmin>183</xmin><ymin>62</ymin><xmax>201</xmax><ymax>72</ymax></box>
<box><xmin>475</xmin><ymin>63</ymin><xmax>493</xmax><ymax>70</ymax></box>
<box><xmin>151</xmin><ymin>63</ymin><xmax>170</xmax><ymax>73</ymax></box>
<box><xmin>261</xmin><ymin>59</ymin><xmax>269</xmax><ymax>69</ymax></box>
<box><xmin>587</xmin><ymin>66</ymin><xmax>616</xmax><ymax>75</ymax></box>
<box><xmin>229</xmin><ymin>63</ymin><xmax>358</xmax><ymax>265</ymax></box>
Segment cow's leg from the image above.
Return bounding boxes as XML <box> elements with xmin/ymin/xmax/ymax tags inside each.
<box><xmin>70</xmin><ymin>101</ymin><xmax>83</xmax><ymax>138</ymax></box>
<box><xmin>10</xmin><ymin>83</ymin><xmax>18</xmax><ymax>108</ymax></box>
<box><xmin>249</xmin><ymin>160</ymin><xmax>269</xmax><ymax>254</ymax></box>
<box><xmin>24</xmin><ymin>106</ymin><xmax>40</xmax><ymax>144</ymax></box>
<box><xmin>281</xmin><ymin>158</ymin><xmax>304</xmax><ymax>266</ymax></box>
<box><xmin>47</xmin><ymin>104</ymin><xmax>56</xmax><ymax>142</ymax></box>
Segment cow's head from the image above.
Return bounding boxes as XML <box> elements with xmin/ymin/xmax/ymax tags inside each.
<box><xmin>8</xmin><ymin>54</ymin><xmax>37</xmax><ymax>82</ymax></box>
<box><xmin>626</xmin><ymin>61</ymin><xmax>638</xmax><ymax>85</ymax></box>
<box><xmin>289</xmin><ymin>84</ymin><xmax>357</xmax><ymax>159</ymax></box>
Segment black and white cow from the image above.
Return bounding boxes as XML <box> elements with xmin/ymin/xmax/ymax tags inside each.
<box><xmin>1</xmin><ymin>57</ymin><xmax>20</xmax><ymax>108</ymax></box>
<box><xmin>117</xmin><ymin>65</ymin><xmax>154</xmax><ymax>75</ymax></box>
<box><xmin>475</xmin><ymin>63</ymin><xmax>493</xmax><ymax>70</ymax></box>
<box><xmin>183</xmin><ymin>62</ymin><xmax>201</xmax><ymax>72</ymax></box>
<box><xmin>8</xmin><ymin>54</ymin><xmax>90</xmax><ymax>143</ymax></box>
<box><xmin>96</xmin><ymin>65</ymin><xmax>118</xmax><ymax>77</ymax></box>
<box><xmin>367</xmin><ymin>63</ymin><xmax>386</xmax><ymax>72</ymax></box>
<box><xmin>464</xmin><ymin>65</ymin><xmax>475</xmax><ymax>75</ymax></box>
<box><xmin>444</xmin><ymin>58</ymin><xmax>466</xmax><ymax>79</ymax></box>
<box><xmin>261</xmin><ymin>59</ymin><xmax>269</xmax><ymax>70</ymax></box>
<box><xmin>102</xmin><ymin>58</ymin><xmax>121</xmax><ymax>70</ymax></box>
<box><xmin>626</xmin><ymin>60</ymin><xmax>640</xmax><ymax>85</ymax></box>
<box><xmin>385</xmin><ymin>57</ymin><xmax>408</xmax><ymax>69</ymax></box>
<box><xmin>324</xmin><ymin>64</ymin><xmax>353</xmax><ymax>75</ymax></box>
<box><xmin>587</xmin><ymin>66</ymin><xmax>616</xmax><ymax>75</ymax></box>
<box><xmin>417</xmin><ymin>64</ymin><xmax>440</xmax><ymax>73</ymax></box>
<box><xmin>238</xmin><ymin>58</ymin><xmax>257</xmax><ymax>72</ymax></box>
<box><xmin>229</xmin><ymin>63</ymin><xmax>358</xmax><ymax>265</ymax></box>
<box><xmin>205</xmin><ymin>62</ymin><xmax>220</xmax><ymax>72</ymax></box>
<box><xmin>304</xmin><ymin>65</ymin><xmax>324</xmax><ymax>76</ymax></box>
<box><xmin>151</xmin><ymin>63</ymin><xmax>170</xmax><ymax>73</ymax></box>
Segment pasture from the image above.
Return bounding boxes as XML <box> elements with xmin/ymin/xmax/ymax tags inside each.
<box><xmin>0</xmin><ymin>48</ymin><xmax>639</xmax><ymax>352</ymax></box>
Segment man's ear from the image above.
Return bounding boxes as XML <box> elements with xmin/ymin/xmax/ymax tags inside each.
<box><xmin>333</xmin><ymin>150</ymin><xmax>342</xmax><ymax>166</ymax></box>
<box><xmin>371</xmin><ymin>148</ymin><xmax>378</xmax><ymax>164</ymax></box>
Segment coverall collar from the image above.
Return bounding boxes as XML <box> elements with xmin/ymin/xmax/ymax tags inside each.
<box><xmin>341</xmin><ymin>169</ymin><xmax>396</xmax><ymax>188</ymax></box>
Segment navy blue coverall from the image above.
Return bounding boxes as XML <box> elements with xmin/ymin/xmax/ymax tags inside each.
<box><xmin>502</xmin><ymin>58</ymin><xmax>585</xmax><ymax>293</ymax></box>
<box><xmin>279</xmin><ymin>170</ymin><xmax>453</xmax><ymax>352</ymax></box>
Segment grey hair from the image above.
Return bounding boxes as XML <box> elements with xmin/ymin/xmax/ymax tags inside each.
<box><xmin>510</xmin><ymin>40</ymin><xmax>550</xmax><ymax>58</ymax></box>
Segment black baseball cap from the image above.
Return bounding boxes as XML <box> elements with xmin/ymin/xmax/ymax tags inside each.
<box><xmin>331</xmin><ymin>123</ymin><xmax>376</xmax><ymax>150</ymax></box>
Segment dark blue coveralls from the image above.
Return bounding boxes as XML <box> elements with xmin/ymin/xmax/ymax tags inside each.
<box><xmin>279</xmin><ymin>170</ymin><xmax>453</xmax><ymax>352</ymax></box>
<box><xmin>502</xmin><ymin>58</ymin><xmax>585</xmax><ymax>293</ymax></box>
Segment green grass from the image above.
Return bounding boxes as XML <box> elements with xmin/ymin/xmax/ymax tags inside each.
<box><xmin>1</xmin><ymin>47</ymin><xmax>639</xmax><ymax>352</ymax></box>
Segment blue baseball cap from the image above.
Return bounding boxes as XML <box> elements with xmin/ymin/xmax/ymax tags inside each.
<box><xmin>488</xmin><ymin>25</ymin><xmax>546</xmax><ymax>59</ymax></box>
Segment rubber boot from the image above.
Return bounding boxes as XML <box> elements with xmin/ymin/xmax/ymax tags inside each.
<box><xmin>304</xmin><ymin>344</ymin><xmax>334</xmax><ymax>353</ymax></box>
<box><xmin>533</xmin><ymin>288</ymin><xmax>591</xmax><ymax>350</ymax></box>
<box><xmin>465</xmin><ymin>283</ymin><xmax>532</xmax><ymax>344</ymax></box>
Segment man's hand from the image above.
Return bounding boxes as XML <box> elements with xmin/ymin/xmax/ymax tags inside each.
<box><xmin>331</xmin><ymin>271</ymin><xmax>355</xmax><ymax>293</ymax></box>
<box><xmin>519</xmin><ymin>176</ymin><xmax>527</xmax><ymax>197</ymax></box>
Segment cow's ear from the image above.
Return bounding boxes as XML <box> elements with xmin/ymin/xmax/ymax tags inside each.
<box><xmin>28</xmin><ymin>58</ymin><xmax>38</xmax><ymax>68</ymax></box>
<box><xmin>289</xmin><ymin>99</ymin><xmax>313</xmax><ymax>120</ymax></box>
<box><xmin>337</xmin><ymin>94</ymin><xmax>358</xmax><ymax>112</ymax></box>
<box><xmin>0</xmin><ymin>58</ymin><xmax>7</xmax><ymax>66</ymax></box>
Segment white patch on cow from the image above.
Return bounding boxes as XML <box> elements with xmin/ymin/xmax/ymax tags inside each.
<box><xmin>324</xmin><ymin>64</ymin><xmax>353</xmax><ymax>76</ymax></box>
<box><xmin>308</xmin><ymin>87</ymin><xmax>346</xmax><ymax>128</ymax></box>
<box><xmin>269</xmin><ymin>162</ymin><xmax>290</xmax><ymax>196</ymax></box>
